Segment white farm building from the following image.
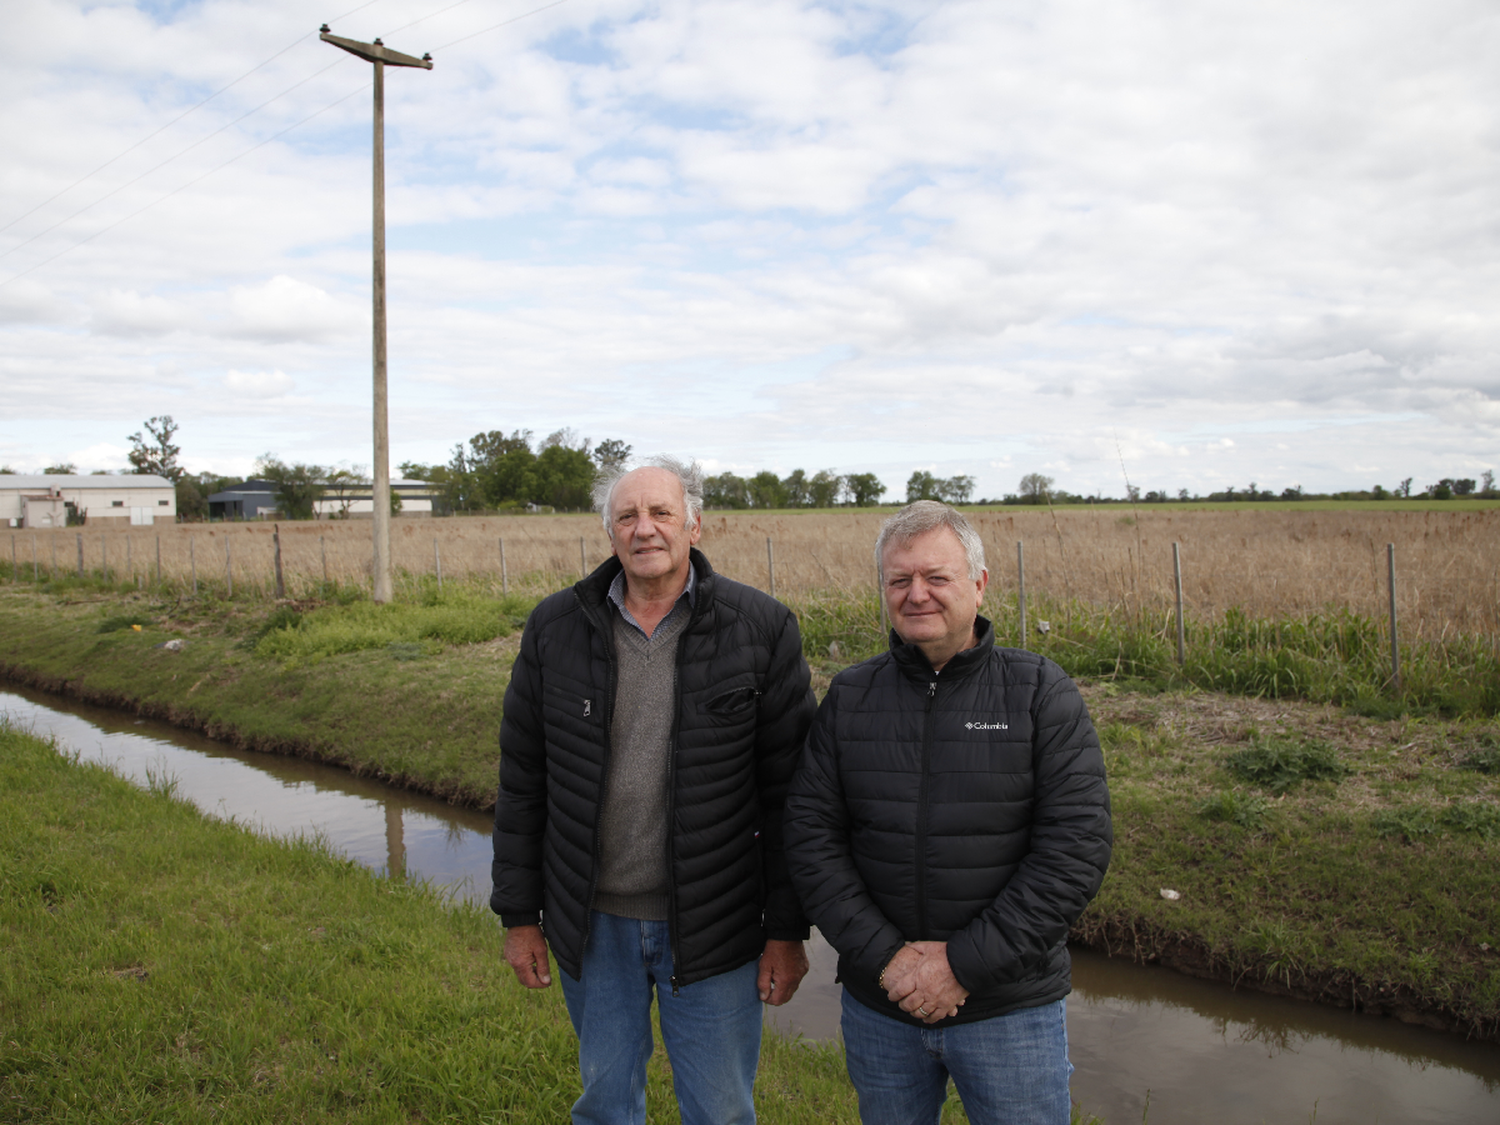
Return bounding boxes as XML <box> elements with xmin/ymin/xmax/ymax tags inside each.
<box><xmin>1</xmin><ymin>475</ymin><xmax>176</xmax><ymax>529</ymax></box>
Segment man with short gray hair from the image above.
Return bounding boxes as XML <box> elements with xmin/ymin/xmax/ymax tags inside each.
<box><xmin>785</xmin><ymin>500</ymin><xmax>1112</xmax><ymax>1125</ymax></box>
<box><xmin>492</xmin><ymin>455</ymin><xmax>815</xmax><ymax>1125</ymax></box>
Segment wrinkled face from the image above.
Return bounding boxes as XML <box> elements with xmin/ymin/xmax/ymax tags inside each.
<box><xmin>608</xmin><ymin>467</ymin><xmax>702</xmax><ymax>585</ymax></box>
<box><xmin>881</xmin><ymin>526</ymin><xmax>987</xmax><ymax>667</ymax></box>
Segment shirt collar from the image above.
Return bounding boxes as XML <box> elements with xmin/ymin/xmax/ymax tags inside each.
<box><xmin>607</xmin><ymin>559</ymin><xmax>696</xmax><ymax>635</ymax></box>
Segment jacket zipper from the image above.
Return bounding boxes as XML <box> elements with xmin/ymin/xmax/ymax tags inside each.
<box><xmin>667</xmin><ymin>600</ymin><xmax>699</xmax><ymax>996</ymax></box>
<box><xmin>578</xmin><ymin>592</ymin><xmax>618</xmax><ymax>959</ymax></box>
<box><xmin>916</xmin><ymin>677</ymin><xmax>937</xmax><ymax>937</ymax></box>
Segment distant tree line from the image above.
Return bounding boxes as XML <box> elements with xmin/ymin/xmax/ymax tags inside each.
<box><xmin>993</xmin><ymin>470</ymin><xmax>1499</xmax><ymax>506</ymax></box>
<box><xmin>399</xmin><ymin>430</ymin><xmax>631</xmax><ymax>514</ymax></box>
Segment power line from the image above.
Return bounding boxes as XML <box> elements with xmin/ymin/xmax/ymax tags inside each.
<box><xmin>0</xmin><ymin>84</ymin><xmax>373</xmax><ymax>292</ymax></box>
<box><xmin>0</xmin><ymin>0</ymin><xmax>386</xmax><ymax>238</ymax></box>
<box><xmin>0</xmin><ymin>57</ymin><xmax>352</xmax><ymax>267</ymax></box>
<box><xmin>433</xmin><ymin>0</ymin><xmax>570</xmax><ymax>51</ymax></box>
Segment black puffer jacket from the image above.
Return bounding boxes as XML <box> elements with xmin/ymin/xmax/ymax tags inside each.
<box><xmin>491</xmin><ymin>549</ymin><xmax>815</xmax><ymax>986</ymax></box>
<box><xmin>783</xmin><ymin>616</ymin><xmax>1111</xmax><ymax>1026</ymax></box>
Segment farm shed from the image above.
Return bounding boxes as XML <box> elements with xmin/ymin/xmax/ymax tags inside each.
<box><xmin>0</xmin><ymin>475</ymin><xmax>175</xmax><ymax>528</ymax></box>
<box><xmin>207</xmin><ymin>478</ymin><xmax>436</xmax><ymax>520</ymax></box>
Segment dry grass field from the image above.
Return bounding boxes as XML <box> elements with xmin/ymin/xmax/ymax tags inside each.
<box><xmin>8</xmin><ymin>504</ymin><xmax>1498</xmax><ymax>642</ymax></box>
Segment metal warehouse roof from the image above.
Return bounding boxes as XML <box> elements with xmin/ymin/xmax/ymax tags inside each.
<box><xmin>0</xmin><ymin>475</ymin><xmax>174</xmax><ymax>489</ymax></box>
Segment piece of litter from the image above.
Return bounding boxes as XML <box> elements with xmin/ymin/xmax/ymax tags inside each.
<box><xmin>1159</xmin><ymin>888</ymin><xmax>1181</xmax><ymax>901</ymax></box>
<box><xmin>131</xmin><ymin>624</ymin><xmax>142</xmax><ymax>632</ymax></box>
<box><xmin>1037</xmin><ymin>620</ymin><xmax>1051</xmax><ymax>634</ymax></box>
<box><xmin>155</xmin><ymin>638</ymin><xmax>187</xmax><ymax>652</ymax></box>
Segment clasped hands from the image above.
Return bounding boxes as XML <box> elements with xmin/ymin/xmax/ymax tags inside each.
<box><xmin>882</xmin><ymin>941</ymin><xmax>969</xmax><ymax>1025</ymax></box>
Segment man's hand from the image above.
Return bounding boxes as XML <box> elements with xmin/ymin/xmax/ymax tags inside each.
<box><xmin>890</xmin><ymin>941</ymin><xmax>968</xmax><ymax>1024</ymax></box>
<box><xmin>503</xmin><ymin>925</ymin><xmax>553</xmax><ymax>989</ymax></box>
<box><xmin>757</xmin><ymin>939</ymin><xmax>810</xmax><ymax>1005</ymax></box>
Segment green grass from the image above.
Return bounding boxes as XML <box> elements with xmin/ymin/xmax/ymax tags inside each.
<box><xmin>1076</xmin><ymin>700</ymin><xmax>1500</xmax><ymax>1038</ymax></box>
<box><xmin>0</xmin><ymin>720</ymin><xmax>880</xmax><ymax>1124</ymax></box>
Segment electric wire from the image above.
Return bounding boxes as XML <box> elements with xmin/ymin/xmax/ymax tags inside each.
<box><xmin>0</xmin><ymin>57</ymin><xmax>354</xmax><ymax>267</ymax></box>
<box><xmin>0</xmin><ymin>0</ymin><xmax>571</xmax><ymax>285</ymax></box>
<box><xmin>0</xmin><ymin>0</ymin><xmax>385</xmax><ymax>238</ymax></box>
<box><xmin>0</xmin><ymin>84</ymin><xmax>372</xmax><ymax>292</ymax></box>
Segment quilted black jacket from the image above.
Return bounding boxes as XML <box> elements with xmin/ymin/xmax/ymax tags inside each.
<box><xmin>783</xmin><ymin>616</ymin><xmax>1112</xmax><ymax>1025</ymax></box>
<box><xmin>491</xmin><ymin>548</ymin><xmax>815</xmax><ymax>986</ymax></box>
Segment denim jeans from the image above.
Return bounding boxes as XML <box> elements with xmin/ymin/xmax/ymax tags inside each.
<box><xmin>558</xmin><ymin>911</ymin><xmax>762</xmax><ymax>1125</ymax></box>
<box><xmin>840</xmin><ymin>991</ymin><xmax>1072</xmax><ymax>1125</ymax></box>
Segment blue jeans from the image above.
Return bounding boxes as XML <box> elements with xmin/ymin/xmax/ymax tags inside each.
<box><xmin>840</xmin><ymin>991</ymin><xmax>1072</xmax><ymax>1125</ymax></box>
<box><xmin>558</xmin><ymin>911</ymin><xmax>762</xmax><ymax>1125</ymax></box>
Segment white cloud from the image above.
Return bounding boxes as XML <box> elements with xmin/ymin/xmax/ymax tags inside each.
<box><xmin>1</xmin><ymin>0</ymin><xmax>1498</xmax><ymax>498</ymax></box>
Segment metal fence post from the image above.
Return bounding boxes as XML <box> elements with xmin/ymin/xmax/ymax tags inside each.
<box><xmin>767</xmin><ymin>537</ymin><xmax>776</xmax><ymax>598</ymax></box>
<box><xmin>32</xmin><ymin>535</ymin><xmax>39</xmax><ymax>582</ymax></box>
<box><xmin>101</xmin><ymin>535</ymin><xmax>107</xmax><ymax>581</ymax></box>
<box><xmin>1017</xmin><ymin>540</ymin><xmax>1027</xmax><ymax>649</ymax></box>
<box><xmin>76</xmin><ymin>533</ymin><xmax>84</xmax><ymax>578</ymax></box>
<box><xmin>155</xmin><ymin>535</ymin><xmax>162</xmax><ymax>585</ymax></box>
<box><xmin>1387</xmin><ymin>543</ymin><xmax>1400</xmax><ymax>692</ymax></box>
<box><xmin>1173</xmin><ymin>542</ymin><xmax>1186</xmax><ymax>666</ymax></box>
<box><xmin>225</xmin><ymin>537</ymin><xmax>233</xmax><ymax>598</ymax></box>
<box><xmin>321</xmin><ymin>535</ymin><xmax>329</xmax><ymax>591</ymax></box>
<box><xmin>9</xmin><ymin>535</ymin><xmax>14</xmax><ymax>584</ymax></box>
<box><xmin>435</xmin><ymin>538</ymin><xmax>443</xmax><ymax>590</ymax></box>
<box><xmin>580</xmin><ymin>536</ymin><xmax>587</xmax><ymax>579</ymax></box>
<box><xmin>190</xmin><ymin>536</ymin><xmax>198</xmax><ymax>597</ymax></box>
<box><xmin>500</xmin><ymin>538</ymin><xmax>508</xmax><ymax>595</ymax></box>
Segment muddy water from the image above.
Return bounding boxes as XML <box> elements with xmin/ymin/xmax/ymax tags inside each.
<box><xmin>5</xmin><ymin>683</ymin><xmax>1497</xmax><ymax>1124</ymax></box>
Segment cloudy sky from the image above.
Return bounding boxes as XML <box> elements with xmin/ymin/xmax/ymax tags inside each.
<box><xmin>2</xmin><ymin>0</ymin><xmax>1497</xmax><ymax>499</ymax></box>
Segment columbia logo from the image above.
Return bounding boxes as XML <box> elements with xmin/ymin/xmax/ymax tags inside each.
<box><xmin>966</xmin><ymin>721</ymin><xmax>1008</xmax><ymax>730</ymax></box>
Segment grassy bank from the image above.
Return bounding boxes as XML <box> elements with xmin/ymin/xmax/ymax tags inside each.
<box><xmin>1</xmin><ymin>576</ymin><xmax>1498</xmax><ymax>1042</ymax></box>
<box><xmin>0</xmin><ymin>720</ymin><xmax>872</xmax><ymax>1123</ymax></box>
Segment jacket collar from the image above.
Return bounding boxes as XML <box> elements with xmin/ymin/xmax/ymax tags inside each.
<box><xmin>889</xmin><ymin>613</ymin><xmax>996</xmax><ymax>684</ymax></box>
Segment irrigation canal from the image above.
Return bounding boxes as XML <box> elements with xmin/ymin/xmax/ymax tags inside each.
<box><xmin>4</xmin><ymin>682</ymin><xmax>1496</xmax><ymax>1124</ymax></box>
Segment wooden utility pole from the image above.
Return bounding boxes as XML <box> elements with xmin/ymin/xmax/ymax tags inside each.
<box><xmin>320</xmin><ymin>26</ymin><xmax>433</xmax><ymax>604</ymax></box>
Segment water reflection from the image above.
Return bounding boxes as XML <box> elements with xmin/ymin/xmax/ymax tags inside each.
<box><xmin>4</xmin><ymin>683</ymin><xmax>1497</xmax><ymax>1125</ymax></box>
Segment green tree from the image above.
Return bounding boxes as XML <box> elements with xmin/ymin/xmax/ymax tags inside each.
<box><xmin>748</xmin><ymin>471</ymin><xmax>787</xmax><ymax>509</ymax></box>
<box><xmin>255</xmin><ymin>455</ymin><xmax>326</xmax><ymax>520</ymax></box>
<box><xmin>781</xmin><ymin>469</ymin><xmax>811</xmax><ymax>507</ymax></box>
<box><xmin>534</xmin><ymin>442</ymin><xmax>596</xmax><ymax>509</ymax></box>
<box><xmin>845</xmin><ymin>472</ymin><xmax>886</xmax><ymax>507</ymax></box>
<box><xmin>704</xmin><ymin>473</ymin><xmax>750</xmax><ymax>509</ymax></box>
<box><xmin>1018</xmin><ymin>473</ymin><xmax>1054</xmax><ymax>505</ymax></box>
<box><xmin>906</xmin><ymin>471</ymin><xmax>941</xmax><ymax>502</ymax></box>
<box><xmin>323</xmin><ymin>468</ymin><xmax>368</xmax><ymax>519</ymax></box>
<box><xmin>43</xmin><ymin>464</ymin><xmax>77</xmax><ymax>475</ymax></box>
<box><xmin>808</xmin><ymin>470</ymin><xmax>844</xmax><ymax>507</ymax></box>
<box><xmin>174</xmin><ymin>471</ymin><xmax>236</xmax><ymax>522</ymax></box>
<box><xmin>938</xmin><ymin>475</ymin><xmax>975</xmax><ymax>504</ymax></box>
<box><xmin>127</xmin><ymin>415</ymin><xmax>184</xmax><ymax>482</ymax></box>
<box><xmin>593</xmin><ymin>438</ymin><xmax>632</xmax><ymax>471</ymax></box>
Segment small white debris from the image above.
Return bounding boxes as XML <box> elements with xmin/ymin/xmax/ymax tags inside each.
<box><xmin>1482</xmin><ymin>943</ymin><xmax>1492</xmax><ymax>952</ymax></box>
<box><xmin>827</xmin><ymin>641</ymin><xmax>842</xmax><ymax>660</ymax></box>
<box><xmin>1037</xmin><ymin>620</ymin><xmax>1051</xmax><ymax>634</ymax></box>
<box><xmin>1159</xmin><ymin>888</ymin><xmax>1181</xmax><ymax>901</ymax></box>
<box><xmin>158</xmin><ymin>638</ymin><xmax>186</xmax><ymax>652</ymax></box>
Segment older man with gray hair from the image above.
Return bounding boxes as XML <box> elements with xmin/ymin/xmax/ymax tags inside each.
<box><xmin>491</xmin><ymin>454</ymin><xmax>815</xmax><ymax>1125</ymax></box>
<box><xmin>784</xmin><ymin>500</ymin><xmax>1112</xmax><ymax>1125</ymax></box>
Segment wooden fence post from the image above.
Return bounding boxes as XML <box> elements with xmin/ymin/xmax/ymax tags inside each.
<box><xmin>101</xmin><ymin>535</ymin><xmax>107</xmax><ymax>581</ymax></box>
<box><xmin>225</xmin><ymin>537</ymin><xmax>233</xmax><ymax>598</ymax></box>
<box><xmin>767</xmin><ymin>537</ymin><xmax>776</xmax><ymax>599</ymax></box>
<box><xmin>32</xmin><ymin>535</ymin><xmax>39</xmax><ymax>582</ymax></box>
<box><xmin>190</xmin><ymin>536</ymin><xmax>197</xmax><ymax>597</ymax></box>
<box><xmin>1173</xmin><ymin>542</ymin><xmax>1186</xmax><ymax>666</ymax></box>
<box><xmin>273</xmin><ymin>525</ymin><xmax>286</xmax><ymax>599</ymax></box>
<box><xmin>1387</xmin><ymin>543</ymin><xmax>1400</xmax><ymax>692</ymax></box>
<box><xmin>9</xmin><ymin>535</ymin><xmax>14</xmax><ymax>583</ymax></box>
<box><xmin>76</xmin><ymin>533</ymin><xmax>84</xmax><ymax>578</ymax></box>
<box><xmin>500</xmin><ymin>538</ymin><xmax>508</xmax><ymax>595</ymax></box>
<box><xmin>51</xmin><ymin>535</ymin><xmax>57</xmax><ymax>577</ymax></box>
<box><xmin>321</xmin><ymin>536</ymin><xmax>329</xmax><ymax>590</ymax></box>
<box><xmin>155</xmin><ymin>535</ymin><xmax>162</xmax><ymax>585</ymax></box>
<box><xmin>434</xmin><ymin>538</ymin><xmax>443</xmax><ymax>590</ymax></box>
<box><xmin>580</xmin><ymin>536</ymin><xmax>587</xmax><ymax>579</ymax></box>
<box><xmin>1017</xmin><ymin>540</ymin><xmax>1027</xmax><ymax>649</ymax></box>
<box><xmin>125</xmin><ymin>536</ymin><xmax>132</xmax><ymax>583</ymax></box>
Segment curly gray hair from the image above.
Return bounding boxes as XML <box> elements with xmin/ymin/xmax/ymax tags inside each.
<box><xmin>592</xmin><ymin>454</ymin><xmax>705</xmax><ymax>537</ymax></box>
<box><xmin>874</xmin><ymin>500</ymin><xmax>986</xmax><ymax>582</ymax></box>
